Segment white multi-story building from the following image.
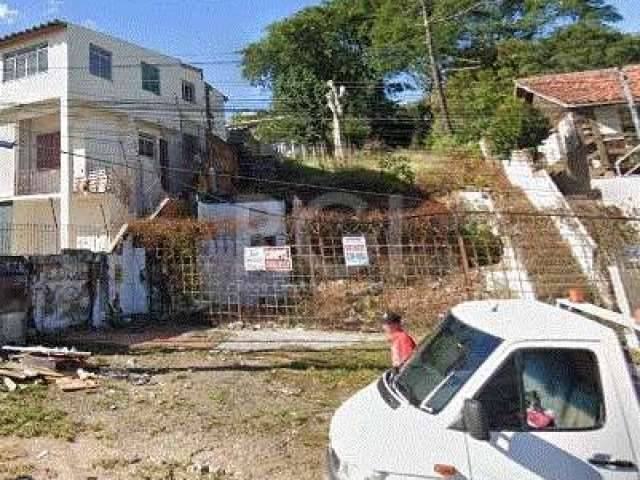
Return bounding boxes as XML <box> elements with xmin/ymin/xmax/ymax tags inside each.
<box><xmin>0</xmin><ymin>20</ymin><xmax>226</xmax><ymax>254</ymax></box>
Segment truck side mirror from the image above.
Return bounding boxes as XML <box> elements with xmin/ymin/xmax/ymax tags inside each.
<box><xmin>463</xmin><ymin>399</ymin><xmax>490</xmax><ymax>441</ymax></box>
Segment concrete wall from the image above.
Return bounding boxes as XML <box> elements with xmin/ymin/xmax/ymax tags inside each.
<box><xmin>0</xmin><ymin>257</ymin><xmax>28</xmax><ymax>344</ymax></box>
<box><xmin>592</xmin><ymin>177</ymin><xmax>640</xmax><ymax>220</ymax></box>
<box><xmin>0</xmin><ymin>29</ymin><xmax>68</xmax><ymax>106</ymax></box>
<box><xmin>12</xmin><ymin>199</ymin><xmax>59</xmax><ymax>255</ymax></box>
<box><xmin>0</xmin><ymin>244</ymin><xmax>149</xmax><ymax>335</ymax></box>
<box><xmin>66</xmin><ymin>24</ymin><xmax>223</xmax><ymax>135</ymax></box>
<box><xmin>30</xmin><ymin>251</ymin><xmax>107</xmax><ymax>333</ymax></box>
<box><xmin>458</xmin><ymin>191</ymin><xmax>536</xmax><ymax>300</ymax></box>
<box><xmin>502</xmin><ymin>155</ymin><xmax>598</xmax><ymax>277</ymax></box>
<box><xmin>0</xmin><ymin>124</ymin><xmax>16</xmax><ymax>197</ymax></box>
<box><xmin>198</xmin><ymin>200</ymin><xmax>292</xmax><ymax>306</ymax></box>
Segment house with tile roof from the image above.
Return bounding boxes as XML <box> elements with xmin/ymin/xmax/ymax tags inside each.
<box><xmin>515</xmin><ymin>66</ymin><xmax>640</xmax><ymax>191</ymax></box>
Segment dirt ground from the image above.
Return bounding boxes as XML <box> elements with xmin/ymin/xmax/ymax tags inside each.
<box><xmin>0</xmin><ymin>327</ymin><xmax>389</xmax><ymax>480</ymax></box>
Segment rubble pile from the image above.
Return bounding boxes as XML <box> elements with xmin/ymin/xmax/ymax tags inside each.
<box><xmin>0</xmin><ymin>345</ymin><xmax>99</xmax><ymax>392</ymax></box>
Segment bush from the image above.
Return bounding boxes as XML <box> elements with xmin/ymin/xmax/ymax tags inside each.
<box><xmin>486</xmin><ymin>98</ymin><xmax>551</xmax><ymax>156</ymax></box>
<box><xmin>459</xmin><ymin>221</ymin><xmax>503</xmax><ymax>267</ymax></box>
<box><xmin>377</xmin><ymin>155</ymin><xmax>415</xmax><ymax>185</ymax></box>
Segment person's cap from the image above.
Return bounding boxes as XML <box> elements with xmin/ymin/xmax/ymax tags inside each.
<box><xmin>381</xmin><ymin>311</ymin><xmax>402</xmax><ymax>325</ymax></box>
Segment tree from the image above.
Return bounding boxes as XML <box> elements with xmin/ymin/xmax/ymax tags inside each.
<box><xmin>486</xmin><ymin>98</ymin><xmax>551</xmax><ymax>156</ymax></box>
<box><xmin>243</xmin><ymin>0</ymin><xmax>635</xmax><ymax>148</ymax></box>
<box><xmin>243</xmin><ymin>0</ymin><xmax>395</xmax><ymax>147</ymax></box>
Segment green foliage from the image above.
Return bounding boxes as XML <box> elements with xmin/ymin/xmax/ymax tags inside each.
<box><xmin>0</xmin><ymin>386</ymin><xmax>82</xmax><ymax>440</ymax></box>
<box><xmin>443</xmin><ymin>70</ymin><xmax>512</xmax><ymax>144</ymax></box>
<box><xmin>242</xmin><ymin>0</ymin><xmax>399</xmax><ymax>145</ymax></box>
<box><xmin>243</xmin><ymin>0</ymin><xmax>636</xmax><ymax>146</ymax></box>
<box><xmin>459</xmin><ymin>221</ymin><xmax>503</xmax><ymax>267</ymax></box>
<box><xmin>344</xmin><ymin>116</ymin><xmax>373</xmax><ymax>148</ymax></box>
<box><xmin>257</xmin><ymin>66</ymin><xmax>329</xmax><ymax>144</ymax></box>
<box><xmin>377</xmin><ymin>155</ymin><xmax>416</xmax><ymax>185</ymax></box>
<box><xmin>486</xmin><ymin>98</ymin><xmax>552</xmax><ymax>156</ymax></box>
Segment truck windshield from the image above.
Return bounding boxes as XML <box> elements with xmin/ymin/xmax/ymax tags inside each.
<box><xmin>394</xmin><ymin>314</ymin><xmax>502</xmax><ymax>413</ymax></box>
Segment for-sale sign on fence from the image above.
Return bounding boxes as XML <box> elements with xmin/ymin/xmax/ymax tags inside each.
<box><xmin>244</xmin><ymin>246</ymin><xmax>293</xmax><ymax>272</ymax></box>
<box><xmin>342</xmin><ymin>236</ymin><xmax>369</xmax><ymax>267</ymax></box>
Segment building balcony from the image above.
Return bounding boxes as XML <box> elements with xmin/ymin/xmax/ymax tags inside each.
<box><xmin>15</xmin><ymin>168</ymin><xmax>60</xmax><ymax>196</ymax></box>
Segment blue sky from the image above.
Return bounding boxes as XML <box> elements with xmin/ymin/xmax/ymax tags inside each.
<box><xmin>0</xmin><ymin>0</ymin><xmax>638</xmax><ymax>110</ymax></box>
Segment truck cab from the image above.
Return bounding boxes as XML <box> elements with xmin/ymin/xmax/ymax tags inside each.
<box><xmin>327</xmin><ymin>300</ymin><xmax>640</xmax><ymax>480</ymax></box>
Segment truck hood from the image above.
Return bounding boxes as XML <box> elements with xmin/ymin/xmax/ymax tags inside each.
<box><xmin>329</xmin><ymin>378</ymin><xmax>467</xmax><ymax>478</ymax></box>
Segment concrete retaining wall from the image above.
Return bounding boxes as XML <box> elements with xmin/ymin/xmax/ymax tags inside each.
<box><xmin>0</xmin><ymin>242</ymin><xmax>150</xmax><ymax>338</ymax></box>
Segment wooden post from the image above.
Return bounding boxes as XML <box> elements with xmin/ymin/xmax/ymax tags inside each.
<box><xmin>457</xmin><ymin>233</ymin><xmax>470</xmax><ymax>282</ymax></box>
<box><xmin>588</xmin><ymin>118</ymin><xmax>610</xmax><ymax>170</ymax></box>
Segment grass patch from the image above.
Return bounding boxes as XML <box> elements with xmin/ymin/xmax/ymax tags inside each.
<box><xmin>0</xmin><ymin>385</ymin><xmax>83</xmax><ymax>441</ymax></box>
<box><xmin>208</xmin><ymin>389</ymin><xmax>230</xmax><ymax>407</ymax></box>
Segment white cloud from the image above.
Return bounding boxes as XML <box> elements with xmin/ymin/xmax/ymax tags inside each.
<box><xmin>0</xmin><ymin>3</ymin><xmax>18</xmax><ymax>24</ymax></box>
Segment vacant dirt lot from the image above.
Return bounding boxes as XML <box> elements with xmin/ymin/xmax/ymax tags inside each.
<box><xmin>0</xmin><ymin>329</ymin><xmax>388</xmax><ymax>480</ymax></box>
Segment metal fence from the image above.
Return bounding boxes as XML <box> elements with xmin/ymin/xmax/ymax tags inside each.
<box><xmin>15</xmin><ymin>168</ymin><xmax>60</xmax><ymax>195</ymax></box>
<box><xmin>144</xmin><ymin>211</ymin><xmax>640</xmax><ymax>329</ymax></box>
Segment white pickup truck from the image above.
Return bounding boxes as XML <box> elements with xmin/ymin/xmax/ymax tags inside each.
<box><xmin>327</xmin><ymin>299</ymin><xmax>640</xmax><ymax>480</ymax></box>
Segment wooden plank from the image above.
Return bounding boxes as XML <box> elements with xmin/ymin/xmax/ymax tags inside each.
<box><xmin>55</xmin><ymin>377</ymin><xmax>99</xmax><ymax>392</ymax></box>
<box><xmin>0</xmin><ymin>369</ymin><xmax>28</xmax><ymax>380</ymax></box>
<box><xmin>2</xmin><ymin>346</ymin><xmax>91</xmax><ymax>358</ymax></box>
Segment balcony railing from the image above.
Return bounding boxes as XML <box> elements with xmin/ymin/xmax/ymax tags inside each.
<box><xmin>16</xmin><ymin>169</ymin><xmax>60</xmax><ymax>196</ymax></box>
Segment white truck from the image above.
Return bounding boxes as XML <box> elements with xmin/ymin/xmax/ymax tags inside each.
<box><xmin>327</xmin><ymin>299</ymin><xmax>640</xmax><ymax>480</ymax></box>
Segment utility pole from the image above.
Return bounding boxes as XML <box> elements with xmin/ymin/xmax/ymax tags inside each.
<box><xmin>619</xmin><ymin>68</ymin><xmax>640</xmax><ymax>141</ymax></box>
<box><xmin>421</xmin><ymin>0</ymin><xmax>453</xmax><ymax>135</ymax></box>
<box><xmin>327</xmin><ymin>80</ymin><xmax>347</xmax><ymax>162</ymax></box>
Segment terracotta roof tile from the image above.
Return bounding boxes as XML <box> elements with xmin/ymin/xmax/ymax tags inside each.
<box><xmin>516</xmin><ymin>65</ymin><xmax>640</xmax><ymax>107</ymax></box>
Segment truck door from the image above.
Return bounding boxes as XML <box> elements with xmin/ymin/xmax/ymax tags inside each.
<box><xmin>465</xmin><ymin>347</ymin><xmax>639</xmax><ymax>480</ymax></box>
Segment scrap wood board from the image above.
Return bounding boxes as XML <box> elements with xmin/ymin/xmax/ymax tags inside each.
<box><xmin>2</xmin><ymin>346</ymin><xmax>92</xmax><ymax>358</ymax></box>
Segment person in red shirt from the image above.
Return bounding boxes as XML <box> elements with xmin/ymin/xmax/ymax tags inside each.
<box><xmin>381</xmin><ymin>312</ymin><xmax>416</xmax><ymax>368</ymax></box>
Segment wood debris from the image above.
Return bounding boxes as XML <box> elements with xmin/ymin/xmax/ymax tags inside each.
<box><xmin>1</xmin><ymin>344</ymin><xmax>99</xmax><ymax>392</ymax></box>
<box><xmin>55</xmin><ymin>377</ymin><xmax>99</xmax><ymax>392</ymax></box>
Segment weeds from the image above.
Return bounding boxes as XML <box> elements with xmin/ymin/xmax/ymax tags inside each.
<box><xmin>0</xmin><ymin>385</ymin><xmax>83</xmax><ymax>441</ymax></box>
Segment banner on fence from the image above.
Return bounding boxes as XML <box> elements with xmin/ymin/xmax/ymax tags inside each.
<box><xmin>244</xmin><ymin>246</ymin><xmax>293</xmax><ymax>272</ymax></box>
<box><xmin>342</xmin><ymin>236</ymin><xmax>369</xmax><ymax>267</ymax></box>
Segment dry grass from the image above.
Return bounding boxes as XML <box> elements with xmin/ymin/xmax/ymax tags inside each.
<box><xmin>1</xmin><ymin>345</ymin><xmax>390</xmax><ymax>480</ymax></box>
<box><xmin>295</xmin><ymin>275</ymin><xmax>471</xmax><ymax>334</ymax></box>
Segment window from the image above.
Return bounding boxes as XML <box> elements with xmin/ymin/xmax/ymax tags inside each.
<box><xmin>89</xmin><ymin>44</ymin><xmax>112</xmax><ymax>80</ymax></box>
<box><xmin>477</xmin><ymin>356</ymin><xmax>523</xmax><ymax>431</ymax></box>
<box><xmin>36</xmin><ymin>132</ymin><xmax>61</xmax><ymax>170</ymax></box>
<box><xmin>475</xmin><ymin>349</ymin><xmax>605</xmax><ymax>432</ymax></box>
<box><xmin>182</xmin><ymin>81</ymin><xmax>195</xmax><ymax>103</ymax></box>
<box><xmin>141</xmin><ymin>62</ymin><xmax>160</xmax><ymax>95</ymax></box>
<box><xmin>138</xmin><ymin>134</ymin><xmax>155</xmax><ymax>158</ymax></box>
<box><xmin>250</xmin><ymin>235</ymin><xmax>277</xmax><ymax>247</ymax></box>
<box><xmin>393</xmin><ymin>315</ymin><xmax>502</xmax><ymax>413</ymax></box>
<box><xmin>3</xmin><ymin>44</ymin><xmax>48</xmax><ymax>82</ymax></box>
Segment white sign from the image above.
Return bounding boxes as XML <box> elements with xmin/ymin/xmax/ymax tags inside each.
<box><xmin>343</xmin><ymin>236</ymin><xmax>369</xmax><ymax>267</ymax></box>
<box><xmin>244</xmin><ymin>247</ymin><xmax>266</xmax><ymax>271</ymax></box>
<box><xmin>244</xmin><ymin>246</ymin><xmax>293</xmax><ymax>272</ymax></box>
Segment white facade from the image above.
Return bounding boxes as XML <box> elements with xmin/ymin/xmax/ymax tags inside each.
<box><xmin>0</xmin><ymin>21</ymin><xmax>226</xmax><ymax>254</ymax></box>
